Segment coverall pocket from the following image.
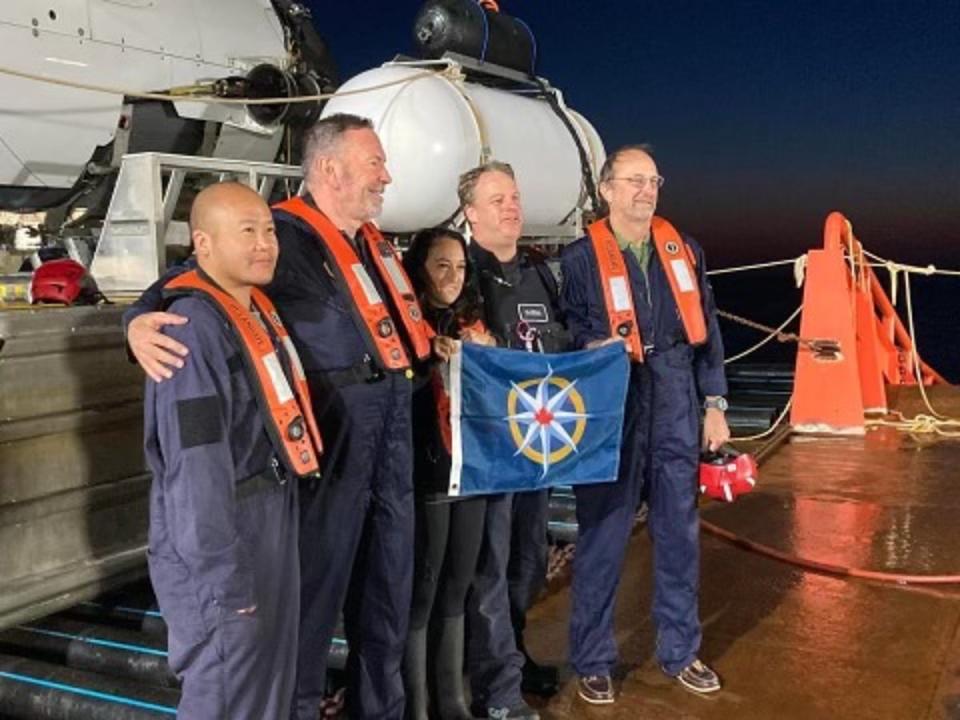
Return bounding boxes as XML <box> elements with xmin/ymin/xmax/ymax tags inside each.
<box><xmin>215</xmin><ymin>608</ymin><xmax>261</xmax><ymax>665</ymax></box>
<box><xmin>147</xmin><ymin>550</ymin><xmax>215</xmax><ymax>645</ymax></box>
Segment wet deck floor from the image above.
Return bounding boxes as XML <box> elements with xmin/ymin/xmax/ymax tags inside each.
<box><xmin>523</xmin><ymin>387</ymin><xmax>960</xmax><ymax>720</ymax></box>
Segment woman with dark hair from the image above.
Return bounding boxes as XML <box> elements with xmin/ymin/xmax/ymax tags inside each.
<box><xmin>402</xmin><ymin>227</ymin><xmax>496</xmax><ymax>720</ymax></box>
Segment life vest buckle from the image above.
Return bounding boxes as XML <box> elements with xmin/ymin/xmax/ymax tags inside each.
<box><xmin>287</xmin><ymin>417</ymin><xmax>305</xmax><ymax>441</ymax></box>
<box><xmin>377</xmin><ymin>319</ymin><xmax>395</xmax><ymax>338</ymax></box>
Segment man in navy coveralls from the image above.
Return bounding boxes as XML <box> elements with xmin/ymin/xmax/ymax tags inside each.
<box><xmin>559</xmin><ymin>146</ymin><xmax>730</xmax><ymax>704</ymax></box>
<box><xmin>145</xmin><ymin>183</ymin><xmax>302</xmax><ymax>718</ymax></box>
<box><xmin>128</xmin><ymin>115</ymin><xmax>429</xmax><ymax>719</ymax></box>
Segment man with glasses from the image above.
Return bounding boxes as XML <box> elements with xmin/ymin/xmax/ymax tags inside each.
<box><xmin>558</xmin><ymin>145</ymin><xmax>729</xmax><ymax>705</ymax></box>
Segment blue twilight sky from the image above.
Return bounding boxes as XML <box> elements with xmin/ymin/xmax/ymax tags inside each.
<box><xmin>304</xmin><ymin>1</ymin><xmax>959</xmax><ymax>265</ymax></box>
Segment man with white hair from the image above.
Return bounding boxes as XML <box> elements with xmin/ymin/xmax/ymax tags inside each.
<box><xmin>126</xmin><ymin>114</ymin><xmax>433</xmax><ymax>720</ymax></box>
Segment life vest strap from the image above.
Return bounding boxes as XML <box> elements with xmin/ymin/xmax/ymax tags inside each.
<box><xmin>164</xmin><ymin>270</ymin><xmax>324</xmax><ymax>478</ymax></box>
<box><xmin>274</xmin><ymin>197</ymin><xmax>433</xmax><ymax>370</ymax></box>
<box><xmin>586</xmin><ymin>217</ymin><xmax>708</xmax><ymax>359</ymax></box>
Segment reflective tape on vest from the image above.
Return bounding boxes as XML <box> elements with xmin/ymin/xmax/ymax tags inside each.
<box><xmin>164</xmin><ymin>270</ymin><xmax>324</xmax><ymax>478</ymax></box>
<box><xmin>650</xmin><ymin>216</ymin><xmax>707</xmax><ymax>345</ymax></box>
<box><xmin>587</xmin><ymin>217</ymin><xmax>708</xmax><ymax>361</ymax></box>
<box><xmin>275</xmin><ymin>197</ymin><xmax>434</xmax><ymax>370</ymax></box>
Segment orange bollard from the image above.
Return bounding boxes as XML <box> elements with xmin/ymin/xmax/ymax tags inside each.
<box><xmin>791</xmin><ymin>211</ymin><xmax>947</xmax><ymax>435</ymax></box>
<box><xmin>790</xmin><ymin>213</ymin><xmax>865</xmax><ymax>434</ymax></box>
<box><xmin>851</xmin><ymin>245</ymin><xmax>888</xmax><ymax>412</ymax></box>
<box><xmin>855</xmin><ymin>281</ymin><xmax>888</xmax><ymax>412</ymax></box>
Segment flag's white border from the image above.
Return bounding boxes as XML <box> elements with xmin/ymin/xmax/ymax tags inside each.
<box><xmin>447</xmin><ymin>342</ymin><xmax>464</xmax><ymax>497</ymax></box>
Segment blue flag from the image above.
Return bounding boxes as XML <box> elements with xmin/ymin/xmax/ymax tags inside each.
<box><xmin>448</xmin><ymin>342</ymin><xmax>629</xmax><ymax>496</ymax></box>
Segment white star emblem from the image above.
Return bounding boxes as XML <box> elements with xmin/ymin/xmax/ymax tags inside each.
<box><xmin>505</xmin><ymin>364</ymin><xmax>590</xmax><ymax>478</ymax></box>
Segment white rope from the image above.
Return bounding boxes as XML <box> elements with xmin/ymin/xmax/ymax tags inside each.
<box><xmin>866</xmin><ymin>412</ymin><xmax>960</xmax><ymax>437</ymax></box>
<box><xmin>0</xmin><ymin>64</ymin><xmax>452</xmax><ymax>105</ymax></box>
<box><xmin>860</xmin><ymin>264</ymin><xmax>960</xmax><ymax>434</ymax></box>
<box><xmin>793</xmin><ymin>255</ymin><xmax>807</xmax><ymax>288</ymax></box>
<box><xmin>862</xmin><ymin>249</ymin><xmax>960</xmax><ymax>277</ymax></box>
<box><xmin>856</xmin><ymin>248</ymin><xmax>960</xmax><ymax>431</ymax></box>
<box><xmin>903</xmin><ymin>271</ymin><xmax>955</xmax><ymax>419</ymax></box>
<box><xmin>861</xmin><ymin>249</ymin><xmax>960</xmax><ymax>309</ymax></box>
<box><xmin>707</xmin><ymin>256</ymin><xmax>803</xmax><ymax>276</ymax></box>
<box><xmin>724</xmin><ymin>305</ymin><xmax>802</xmax><ymax>364</ymax></box>
<box><xmin>730</xmin><ymin>397</ymin><xmax>794</xmax><ymax>442</ymax></box>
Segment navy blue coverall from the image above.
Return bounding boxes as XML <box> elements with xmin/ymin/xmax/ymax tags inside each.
<box><xmin>144</xmin><ymin>295</ymin><xmax>299</xmax><ymax>719</ymax></box>
<box><xmin>558</xmin><ymin>227</ymin><xmax>727</xmax><ymax>678</ymax></box>
<box><xmin>128</xmin><ymin>199</ymin><xmax>415</xmax><ymax>720</ymax></box>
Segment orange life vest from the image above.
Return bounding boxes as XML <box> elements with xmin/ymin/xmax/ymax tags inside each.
<box><xmin>274</xmin><ymin>197</ymin><xmax>434</xmax><ymax>371</ymax></box>
<box><xmin>432</xmin><ymin>319</ymin><xmax>488</xmax><ymax>456</ymax></box>
<box><xmin>587</xmin><ymin>216</ymin><xmax>707</xmax><ymax>362</ymax></box>
<box><xmin>165</xmin><ymin>270</ymin><xmax>324</xmax><ymax>478</ymax></box>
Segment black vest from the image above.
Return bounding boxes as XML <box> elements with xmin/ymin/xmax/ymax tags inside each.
<box><xmin>471</xmin><ymin>245</ymin><xmax>570</xmax><ymax>354</ymax></box>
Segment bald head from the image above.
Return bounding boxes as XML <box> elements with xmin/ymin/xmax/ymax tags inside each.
<box><xmin>190</xmin><ymin>182</ymin><xmax>278</xmax><ymax>304</ymax></box>
<box><xmin>190</xmin><ymin>182</ymin><xmax>267</xmax><ymax>235</ymax></box>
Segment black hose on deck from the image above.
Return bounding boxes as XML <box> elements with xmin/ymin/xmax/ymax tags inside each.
<box><xmin>0</xmin><ymin>654</ymin><xmax>179</xmax><ymax>720</ymax></box>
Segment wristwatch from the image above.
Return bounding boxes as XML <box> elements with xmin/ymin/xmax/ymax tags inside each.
<box><xmin>704</xmin><ymin>396</ymin><xmax>728</xmax><ymax>412</ymax></box>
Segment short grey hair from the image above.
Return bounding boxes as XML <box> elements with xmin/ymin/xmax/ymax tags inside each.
<box><xmin>598</xmin><ymin>144</ymin><xmax>656</xmax><ymax>186</ymax></box>
<box><xmin>301</xmin><ymin>113</ymin><xmax>374</xmax><ymax>176</ymax></box>
<box><xmin>457</xmin><ymin>160</ymin><xmax>515</xmax><ymax>208</ymax></box>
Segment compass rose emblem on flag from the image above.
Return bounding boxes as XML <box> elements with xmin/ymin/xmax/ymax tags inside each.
<box><xmin>506</xmin><ymin>366</ymin><xmax>589</xmax><ymax>478</ymax></box>
<box><xmin>447</xmin><ymin>342</ymin><xmax>629</xmax><ymax>496</ymax></box>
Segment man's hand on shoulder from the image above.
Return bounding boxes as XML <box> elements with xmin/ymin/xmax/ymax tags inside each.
<box><xmin>129</xmin><ymin>311</ymin><xmax>190</xmax><ymax>382</ymax></box>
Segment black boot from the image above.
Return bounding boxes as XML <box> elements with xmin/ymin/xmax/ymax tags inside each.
<box><xmin>520</xmin><ymin>654</ymin><xmax>559</xmax><ymax>697</ymax></box>
<box><xmin>403</xmin><ymin>626</ymin><xmax>429</xmax><ymax>720</ymax></box>
<box><xmin>515</xmin><ymin>632</ymin><xmax>558</xmax><ymax>698</ymax></box>
<box><xmin>433</xmin><ymin>615</ymin><xmax>473</xmax><ymax>720</ymax></box>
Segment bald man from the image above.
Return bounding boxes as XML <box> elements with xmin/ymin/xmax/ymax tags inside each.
<box><xmin>145</xmin><ymin>183</ymin><xmax>320</xmax><ymax>718</ymax></box>
<box><xmin>126</xmin><ymin>116</ymin><xmax>434</xmax><ymax>719</ymax></box>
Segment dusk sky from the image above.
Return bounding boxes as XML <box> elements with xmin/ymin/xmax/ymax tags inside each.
<box><xmin>306</xmin><ymin>1</ymin><xmax>958</xmax><ymax>267</ymax></box>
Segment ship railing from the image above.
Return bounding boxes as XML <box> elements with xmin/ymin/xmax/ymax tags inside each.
<box><xmin>89</xmin><ymin>153</ymin><xmax>305</xmax><ymax>297</ymax></box>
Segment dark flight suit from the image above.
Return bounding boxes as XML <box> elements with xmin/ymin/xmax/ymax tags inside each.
<box><xmin>466</xmin><ymin>244</ymin><xmax>570</xmax><ymax>709</ymax></box>
<box><xmin>559</xmin><ymin>228</ymin><xmax>726</xmax><ymax>678</ymax></box>
<box><xmin>127</xmin><ymin>198</ymin><xmax>415</xmax><ymax>720</ymax></box>
<box><xmin>144</xmin><ymin>295</ymin><xmax>299</xmax><ymax>719</ymax></box>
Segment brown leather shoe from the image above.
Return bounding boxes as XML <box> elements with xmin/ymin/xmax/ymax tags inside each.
<box><xmin>577</xmin><ymin>674</ymin><xmax>615</xmax><ymax>704</ymax></box>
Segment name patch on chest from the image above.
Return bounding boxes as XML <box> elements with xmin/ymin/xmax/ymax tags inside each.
<box><xmin>517</xmin><ymin>303</ymin><xmax>549</xmax><ymax>323</ymax></box>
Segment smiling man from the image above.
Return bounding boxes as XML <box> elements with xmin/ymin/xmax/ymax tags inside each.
<box><xmin>560</xmin><ymin>145</ymin><xmax>729</xmax><ymax>705</ymax></box>
<box><xmin>145</xmin><ymin>183</ymin><xmax>321</xmax><ymax>719</ymax></box>
<box><xmin>458</xmin><ymin>161</ymin><xmax>571</xmax><ymax>719</ymax></box>
<box><xmin>126</xmin><ymin>115</ymin><xmax>435</xmax><ymax>719</ymax></box>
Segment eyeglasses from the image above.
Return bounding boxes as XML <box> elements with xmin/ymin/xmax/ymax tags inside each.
<box><xmin>608</xmin><ymin>174</ymin><xmax>665</xmax><ymax>190</ymax></box>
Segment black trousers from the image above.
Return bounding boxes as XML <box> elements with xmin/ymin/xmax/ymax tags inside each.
<box><xmin>410</xmin><ymin>496</ymin><xmax>487</xmax><ymax>628</ymax></box>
